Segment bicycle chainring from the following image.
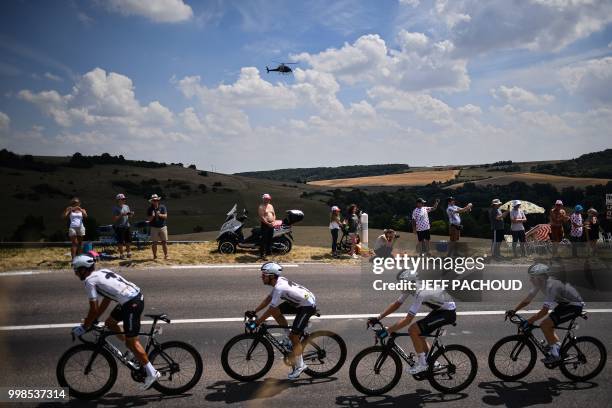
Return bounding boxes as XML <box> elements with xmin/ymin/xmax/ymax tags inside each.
<box><xmin>131</xmin><ymin>367</ymin><xmax>146</xmax><ymax>383</ymax></box>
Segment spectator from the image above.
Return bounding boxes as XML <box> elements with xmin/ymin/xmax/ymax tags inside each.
<box><xmin>345</xmin><ymin>204</ymin><xmax>361</xmax><ymax>259</ymax></box>
<box><xmin>569</xmin><ymin>205</ymin><xmax>584</xmax><ymax>257</ymax></box>
<box><xmin>63</xmin><ymin>197</ymin><xmax>87</xmax><ymax>259</ymax></box>
<box><xmin>147</xmin><ymin>194</ymin><xmax>168</xmax><ymax>260</ymax></box>
<box><xmin>112</xmin><ymin>193</ymin><xmax>133</xmax><ymax>259</ymax></box>
<box><xmin>489</xmin><ymin>199</ymin><xmax>508</xmax><ymax>260</ymax></box>
<box><xmin>373</xmin><ymin>229</ymin><xmax>398</xmax><ymax>259</ymax></box>
<box><xmin>510</xmin><ymin>200</ymin><xmax>527</xmax><ymax>258</ymax></box>
<box><xmin>329</xmin><ymin>206</ymin><xmax>341</xmax><ymax>258</ymax></box>
<box><xmin>412</xmin><ymin>197</ymin><xmax>439</xmax><ymax>255</ymax></box>
<box><xmin>585</xmin><ymin>208</ymin><xmax>600</xmax><ymax>256</ymax></box>
<box><xmin>549</xmin><ymin>200</ymin><xmax>569</xmax><ymax>257</ymax></box>
<box><xmin>446</xmin><ymin>197</ymin><xmax>472</xmax><ymax>257</ymax></box>
<box><xmin>258</xmin><ymin>193</ymin><xmax>275</xmax><ymax>260</ymax></box>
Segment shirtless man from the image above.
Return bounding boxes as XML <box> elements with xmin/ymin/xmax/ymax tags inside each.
<box><xmin>549</xmin><ymin>200</ymin><xmax>569</xmax><ymax>257</ymax></box>
<box><xmin>258</xmin><ymin>193</ymin><xmax>276</xmax><ymax>260</ymax></box>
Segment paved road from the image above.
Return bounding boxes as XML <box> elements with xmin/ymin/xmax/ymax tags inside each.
<box><xmin>0</xmin><ymin>264</ymin><xmax>611</xmax><ymax>407</ymax></box>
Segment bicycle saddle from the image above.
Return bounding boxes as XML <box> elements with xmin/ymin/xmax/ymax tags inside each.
<box><xmin>146</xmin><ymin>313</ymin><xmax>170</xmax><ymax>323</ymax></box>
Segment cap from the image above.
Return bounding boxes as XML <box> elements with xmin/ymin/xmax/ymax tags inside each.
<box><xmin>447</xmin><ymin>196</ymin><xmax>455</xmax><ymax>203</ymax></box>
<box><xmin>512</xmin><ymin>200</ymin><xmax>521</xmax><ymax>207</ymax></box>
<box><xmin>491</xmin><ymin>198</ymin><xmax>502</xmax><ymax>205</ymax></box>
<box><xmin>555</xmin><ymin>200</ymin><xmax>563</xmax><ymax>205</ymax></box>
<box><xmin>149</xmin><ymin>194</ymin><xmax>162</xmax><ymax>202</ymax></box>
<box><xmin>331</xmin><ymin>206</ymin><xmax>340</xmax><ymax>212</ymax></box>
<box><xmin>116</xmin><ymin>193</ymin><xmax>126</xmax><ymax>200</ymax></box>
<box><xmin>416</xmin><ymin>198</ymin><xmax>426</xmax><ymax>204</ymax></box>
<box><xmin>574</xmin><ymin>205</ymin><xmax>583</xmax><ymax>212</ymax></box>
<box><xmin>262</xmin><ymin>193</ymin><xmax>272</xmax><ymax>200</ymax></box>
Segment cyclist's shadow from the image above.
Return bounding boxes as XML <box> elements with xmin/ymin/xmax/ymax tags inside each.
<box><xmin>205</xmin><ymin>377</ymin><xmax>337</xmax><ymax>404</ymax></box>
<box><xmin>335</xmin><ymin>389</ymin><xmax>468</xmax><ymax>407</ymax></box>
<box><xmin>479</xmin><ymin>378</ymin><xmax>598</xmax><ymax>407</ymax></box>
<box><xmin>37</xmin><ymin>392</ymin><xmax>192</xmax><ymax>408</ymax></box>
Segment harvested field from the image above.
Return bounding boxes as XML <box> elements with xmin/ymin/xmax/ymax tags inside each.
<box><xmin>447</xmin><ymin>172</ymin><xmax>611</xmax><ymax>189</ymax></box>
<box><xmin>308</xmin><ymin>170</ymin><xmax>460</xmax><ymax>187</ymax></box>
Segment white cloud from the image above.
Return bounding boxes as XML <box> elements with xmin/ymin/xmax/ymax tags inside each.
<box><xmin>399</xmin><ymin>0</ymin><xmax>420</xmax><ymax>7</ymax></box>
<box><xmin>293</xmin><ymin>32</ymin><xmax>469</xmax><ymax>92</ymax></box>
<box><xmin>0</xmin><ymin>111</ymin><xmax>9</xmax><ymax>132</ymax></box>
<box><xmin>439</xmin><ymin>0</ymin><xmax>612</xmax><ymax>55</ymax></box>
<box><xmin>44</xmin><ymin>72</ymin><xmax>62</xmax><ymax>82</ymax></box>
<box><xmin>559</xmin><ymin>56</ymin><xmax>612</xmax><ymax>104</ymax></box>
<box><xmin>106</xmin><ymin>0</ymin><xmax>193</xmax><ymax>23</ymax></box>
<box><xmin>491</xmin><ymin>85</ymin><xmax>554</xmax><ymax>106</ymax></box>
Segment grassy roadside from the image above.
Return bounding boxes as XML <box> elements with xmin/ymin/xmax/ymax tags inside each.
<box><xmin>0</xmin><ymin>242</ymin><xmax>361</xmax><ymax>272</ymax></box>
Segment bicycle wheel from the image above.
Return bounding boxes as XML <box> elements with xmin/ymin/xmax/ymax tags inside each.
<box><xmin>349</xmin><ymin>346</ymin><xmax>402</xmax><ymax>396</ymax></box>
<box><xmin>56</xmin><ymin>344</ymin><xmax>117</xmax><ymax>400</ymax></box>
<box><xmin>428</xmin><ymin>344</ymin><xmax>477</xmax><ymax>393</ymax></box>
<box><xmin>488</xmin><ymin>335</ymin><xmax>537</xmax><ymax>381</ymax></box>
<box><xmin>149</xmin><ymin>341</ymin><xmax>203</xmax><ymax>394</ymax></box>
<box><xmin>221</xmin><ymin>333</ymin><xmax>274</xmax><ymax>381</ymax></box>
<box><xmin>559</xmin><ymin>336</ymin><xmax>607</xmax><ymax>381</ymax></box>
<box><xmin>303</xmin><ymin>330</ymin><xmax>347</xmax><ymax>378</ymax></box>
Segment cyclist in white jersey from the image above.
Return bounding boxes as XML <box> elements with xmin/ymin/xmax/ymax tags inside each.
<box><xmin>369</xmin><ymin>273</ymin><xmax>456</xmax><ymax>374</ymax></box>
<box><xmin>507</xmin><ymin>263</ymin><xmax>585</xmax><ymax>363</ymax></box>
<box><xmin>71</xmin><ymin>255</ymin><xmax>160</xmax><ymax>390</ymax></box>
<box><xmin>247</xmin><ymin>262</ymin><xmax>317</xmax><ymax>380</ymax></box>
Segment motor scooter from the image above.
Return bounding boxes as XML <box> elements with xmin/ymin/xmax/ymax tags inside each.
<box><xmin>216</xmin><ymin>204</ymin><xmax>304</xmax><ymax>255</ymax></box>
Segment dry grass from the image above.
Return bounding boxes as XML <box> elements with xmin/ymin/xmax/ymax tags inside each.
<box><xmin>0</xmin><ymin>242</ymin><xmax>363</xmax><ymax>272</ymax></box>
<box><xmin>308</xmin><ymin>170</ymin><xmax>459</xmax><ymax>187</ymax></box>
<box><xmin>447</xmin><ymin>172</ymin><xmax>611</xmax><ymax>189</ymax></box>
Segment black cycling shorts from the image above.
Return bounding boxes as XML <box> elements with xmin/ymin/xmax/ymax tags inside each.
<box><xmin>278</xmin><ymin>301</ymin><xmax>317</xmax><ymax>335</ymax></box>
<box><xmin>549</xmin><ymin>304</ymin><xmax>583</xmax><ymax>326</ymax></box>
<box><xmin>417</xmin><ymin>309</ymin><xmax>456</xmax><ymax>335</ymax></box>
<box><xmin>417</xmin><ymin>230</ymin><xmax>431</xmax><ymax>242</ymax></box>
<box><xmin>110</xmin><ymin>294</ymin><xmax>144</xmax><ymax>338</ymax></box>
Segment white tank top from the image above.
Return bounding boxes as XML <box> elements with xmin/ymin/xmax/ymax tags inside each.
<box><xmin>70</xmin><ymin>211</ymin><xmax>83</xmax><ymax>228</ymax></box>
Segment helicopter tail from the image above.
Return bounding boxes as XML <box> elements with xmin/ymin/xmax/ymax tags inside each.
<box><xmin>266</xmin><ymin>66</ymin><xmax>270</xmax><ymax>73</ymax></box>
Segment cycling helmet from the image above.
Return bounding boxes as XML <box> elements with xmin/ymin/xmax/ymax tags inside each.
<box><xmin>261</xmin><ymin>261</ymin><xmax>283</xmax><ymax>276</ymax></box>
<box><xmin>72</xmin><ymin>254</ymin><xmax>95</xmax><ymax>271</ymax></box>
<box><xmin>527</xmin><ymin>263</ymin><xmax>549</xmax><ymax>277</ymax></box>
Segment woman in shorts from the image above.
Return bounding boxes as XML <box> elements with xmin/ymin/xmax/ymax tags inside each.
<box><xmin>63</xmin><ymin>197</ymin><xmax>88</xmax><ymax>258</ymax></box>
<box><xmin>585</xmin><ymin>208</ymin><xmax>601</xmax><ymax>256</ymax></box>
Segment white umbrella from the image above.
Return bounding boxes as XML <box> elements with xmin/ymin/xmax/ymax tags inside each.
<box><xmin>500</xmin><ymin>200</ymin><xmax>545</xmax><ymax>214</ymax></box>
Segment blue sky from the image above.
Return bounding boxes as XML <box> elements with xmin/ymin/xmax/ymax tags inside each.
<box><xmin>1</xmin><ymin>0</ymin><xmax>611</xmax><ymax>173</ymax></box>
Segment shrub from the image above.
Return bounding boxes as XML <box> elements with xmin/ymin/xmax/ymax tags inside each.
<box><xmin>11</xmin><ymin>215</ymin><xmax>46</xmax><ymax>241</ymax></box>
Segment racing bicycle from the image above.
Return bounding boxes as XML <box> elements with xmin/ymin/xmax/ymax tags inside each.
<box><xmin>488</xmin><ymin>312</ymin><xmax>606</xmax><ymax>381</ymax></box>
<box><xmin>221</xmin><ymin>311</ymin><xmax>347</xmax><ymax>381</ymax></box>
<box><xmin>57</xmin><ymin>313</ymin><xmax>203</xmax><ymax>399</ymax></box>
<box><xmin>349</xmin><ymin>321</ymin><xmax>477</xmax><ymax>395</ymax></box>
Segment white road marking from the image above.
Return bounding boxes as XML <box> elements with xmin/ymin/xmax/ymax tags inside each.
<box><xmin>2</xmin><ymin>309</ymin><xmax>611</xmax><ymax>331</ymax></box>
<box><xmin>170</xmin><ymin>264</ymin><xmax>299</xmax><ymax>269</ymax></box>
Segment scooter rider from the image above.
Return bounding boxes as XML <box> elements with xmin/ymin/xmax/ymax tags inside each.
<box><xmin>368</xmin><ymin>272</ymin><xmax>457</xmax><ymax>374</ymax></box>
<box><xmin>71</xmin><ymin>254</ymin><xmax>160</xmax><ymax>390</ymax></box>
<box><xmin>507</xmin><ymin>263</ymin><xmax>585</xmax><ymax>364</ymax></box>
<box><xmin>247</xmin><ymin>262</ymin><xmax>317</xmax><ymax>380</ymax></box>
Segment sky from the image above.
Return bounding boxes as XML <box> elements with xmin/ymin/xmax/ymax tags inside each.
<box><xmin>0</xmin><ymin>0</ymin><xmax>611</xmax><ymax>173</ymax></box>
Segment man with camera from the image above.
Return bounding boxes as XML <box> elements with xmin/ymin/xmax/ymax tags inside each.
<box><xmin>446</xmin><ymin>197</ymin><xmax>472</xmax><ymax>257</ymax></box>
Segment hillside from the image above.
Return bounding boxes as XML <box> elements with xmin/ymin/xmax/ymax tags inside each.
<box><xmin>447</xmin><ymin>172</ymin><xmax>612</xmax><ymax>189</ymax></box>
<box><xmin>235</xmin><ymin>164</ymin><xmax>410</xmax><ymax>183</ymax></box>
<box><xmin>530</xmin><ymin>149</ymin><xmax>612</xmax><ymax>178</ymax></box>
<box><xmin>0</xmin><ymin>152</ymin><xmax>330</xmax><ymax>241</ymax></box>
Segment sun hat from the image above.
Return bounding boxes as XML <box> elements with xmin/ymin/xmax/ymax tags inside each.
<box><xmin>588</xmin><ymin>208</ymin><xmax>598</xmax><ymax>215</ymax></box>
<box><xmin>149</xmin><ymin>194</ymin><xmax>162</xmax><ymax>202</ymax></box>
<box><xmin>574</xmin><ymin>205</ymin><xmax>583</xmax><ymax>212</ymax></box>
<box><xmin>116</xmin><ymin>193</ymin><xmax>126</xmax><ymax>200</ymax></box>
<box><xmin>491</xmin><ymin>198</ymin><xmax>502</xmax><ymax>205</ymax></box>
<box><xmin>512</xmin><ymin>200</ymin><xmax>521</xmax><ymax>207</ymax></box>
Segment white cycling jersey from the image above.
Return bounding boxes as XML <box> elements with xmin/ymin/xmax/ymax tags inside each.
<box><xmin>270</xmin><ymin>277</ymin><xmax>316</xmax><ymax>308</ymax></box>
<box><xmin>527</xmin><ymin>278</ymin><xmax>584</xmax><ymax>309</ymax></box>
<box><xmin>84</xmin><ymin>269</ymin><xmax>140</xmax><ymax>305</ymax></box>
<box><xmin>397</xmin><ymin>288</ymin><xmax>456</xmax><ymax>316</ymax></box>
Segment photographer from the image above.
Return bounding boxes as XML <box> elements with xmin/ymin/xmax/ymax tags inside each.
<box><xmin>63</xmin><ymin>197</ymin><xmax>88</xmax><ymax>259</ymax></box>
<box><xmin>147</xmin><ymin>194</ymin><xmax>168</xmax><ymax>260</ymax></box>
<box><xmin>112</xmin><ymin>193</ymin><xmax>133</xmax><ymax>259</ymax></box>
<box><xmin>446</xmin><ymin>197</ymin><xmax>472</xmax><ymax>257</ymax></box>
<box><xmin>373</xmin><ymin>229</ymin><xmax>399</xmax><ymax>259</ymax></box>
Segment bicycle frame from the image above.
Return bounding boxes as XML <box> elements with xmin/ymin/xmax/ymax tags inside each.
<box><xmin>78</xmin><ymin>315</ymin><xmax>169</xmax><ymax>375</ymax></box>
<box><xmin>245</xmin><ymin>322</ymin><xmax>310</xmax><ymax>357</ymax></box>
<box><xmin>508</xmin><ymin>313</ymin><xmax>586</xmax><ymax>361</ymax></box>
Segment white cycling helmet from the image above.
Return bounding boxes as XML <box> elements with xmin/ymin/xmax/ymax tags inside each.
<box><xmin>527</xmin><ymin>263</ymin><xmax>549</xmax><ymax>277</ymax></box>
<box><xmin>261</xmin><ymin>262</ymin><xmax>283</xmax><ymax>276</ymax></box>
<box><xmin>72</xmin><ymin>254</ymin><xmax>95</xmax><ymax>271</ymax></box>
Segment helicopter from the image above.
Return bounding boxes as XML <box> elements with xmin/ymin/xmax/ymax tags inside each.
<box><xmin>266</xmin><ymin>62</ymin><xmax>298</xmax><ymax>74</ymax></box>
